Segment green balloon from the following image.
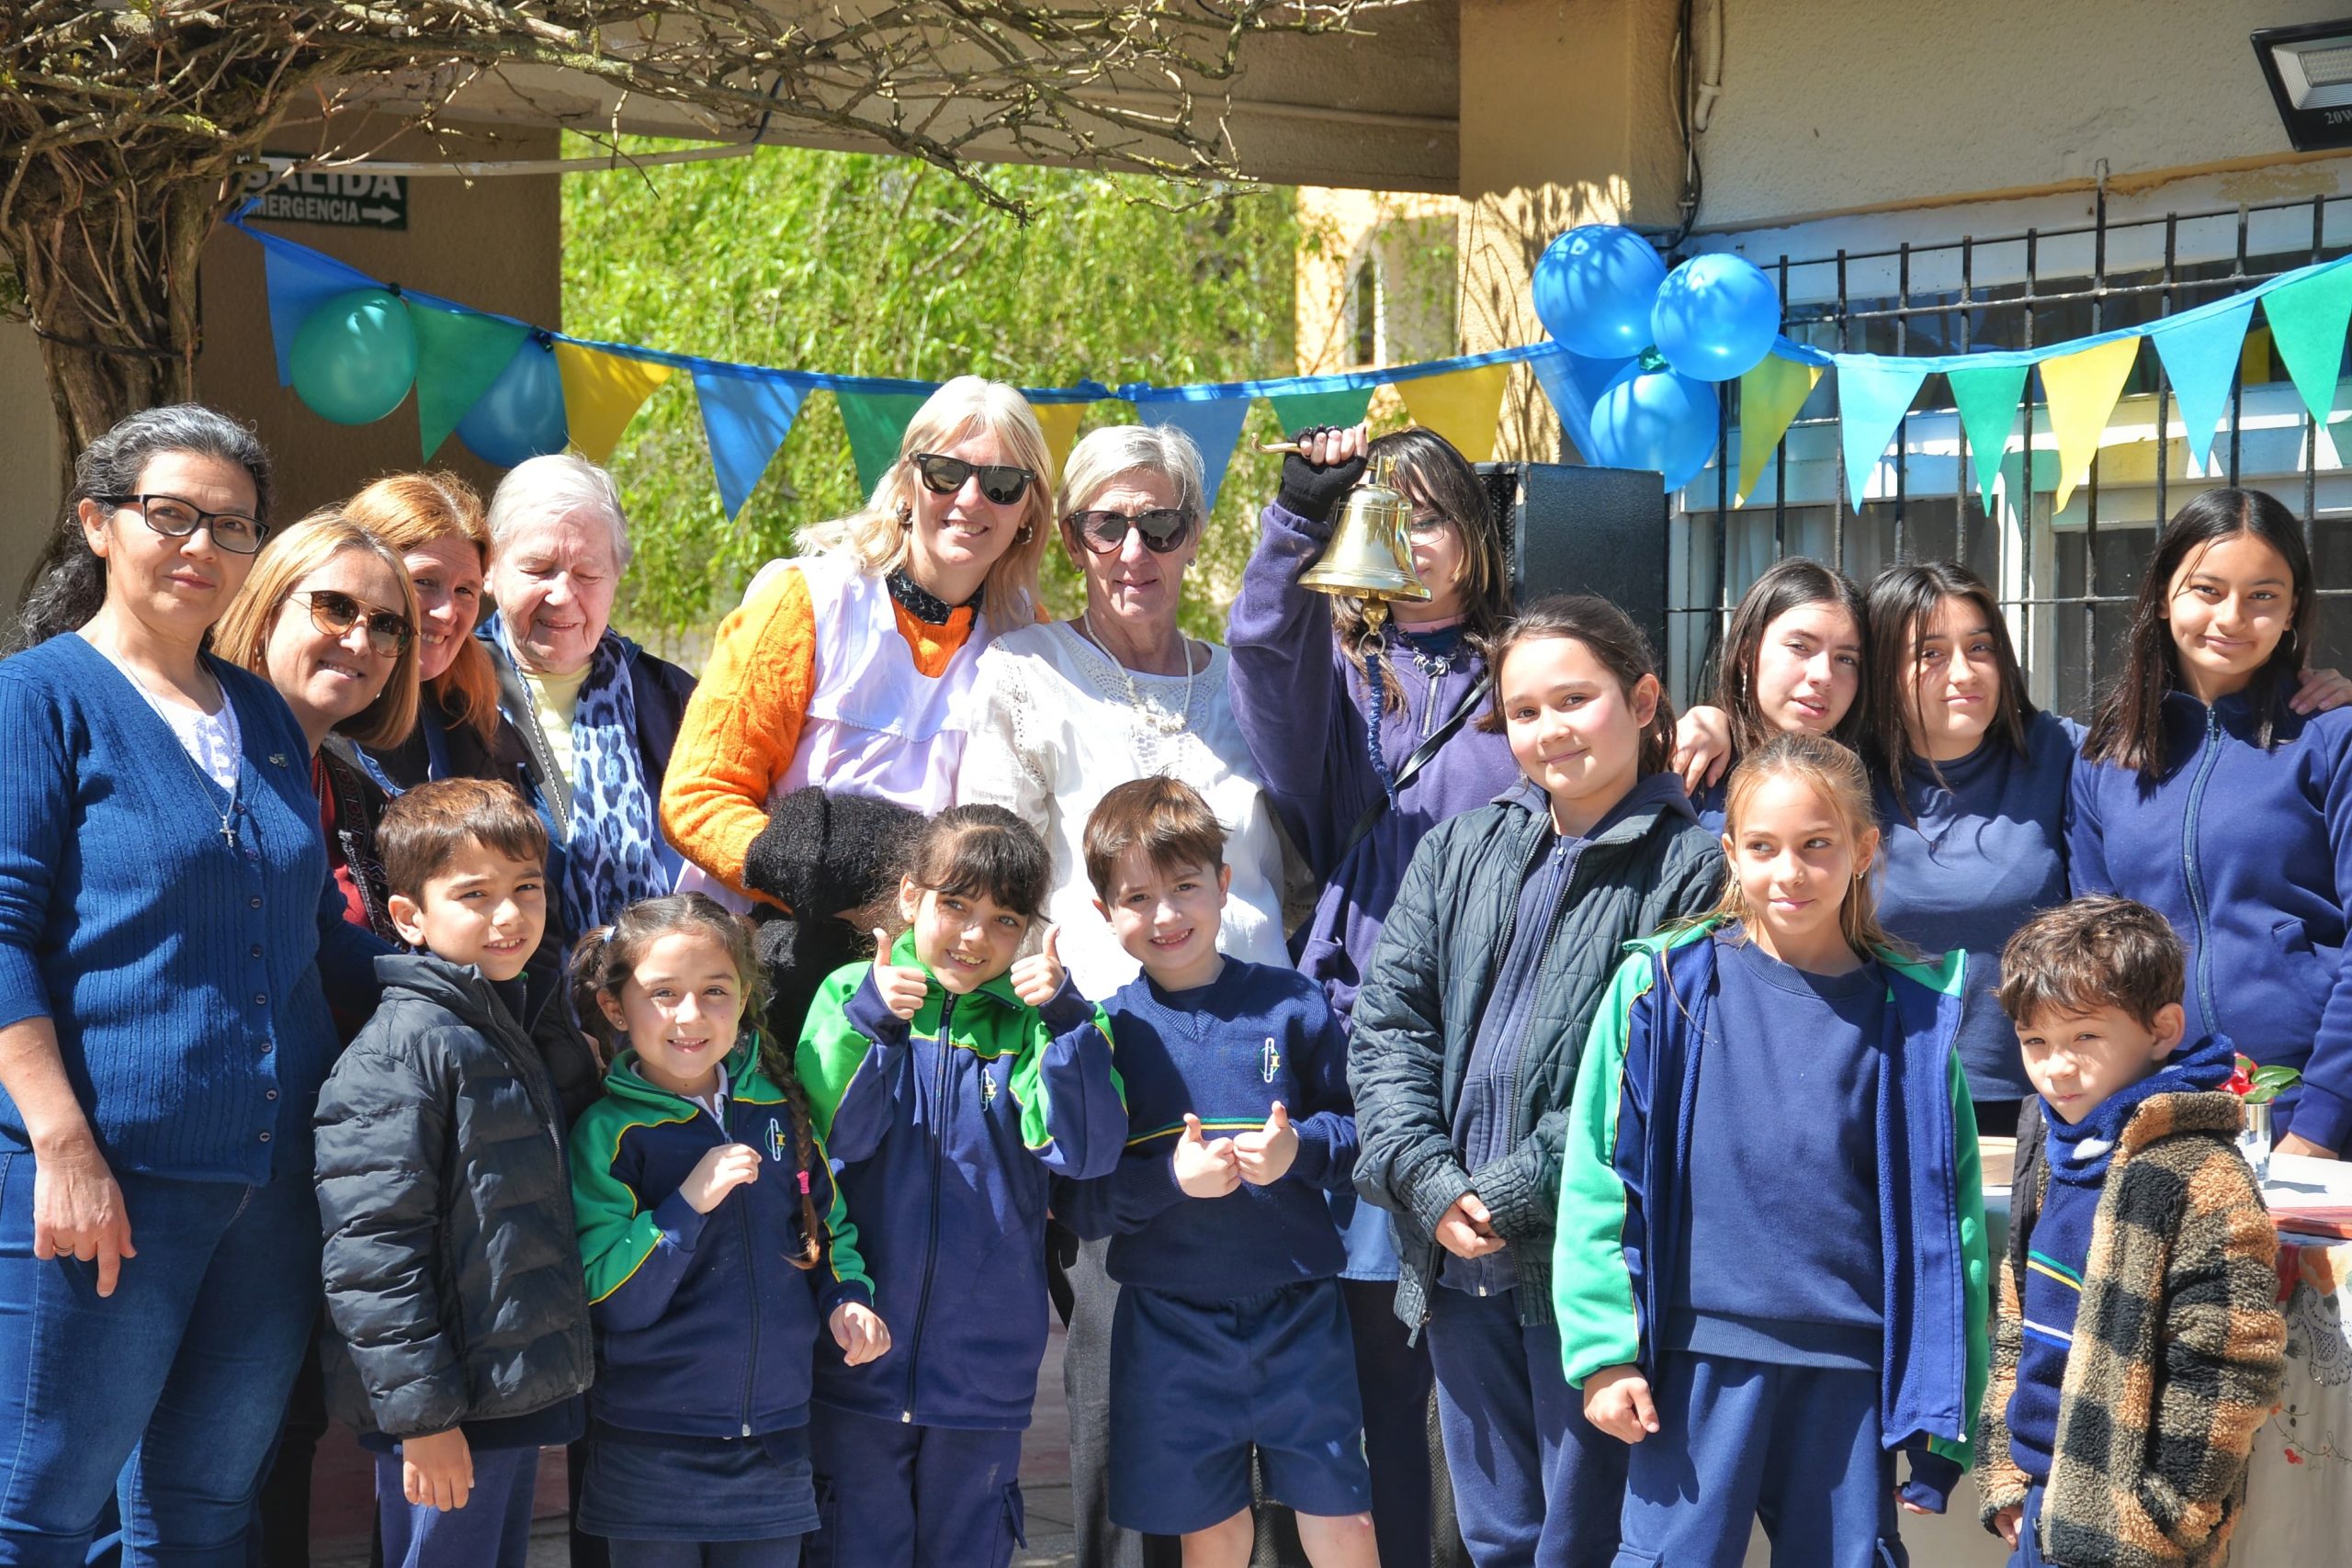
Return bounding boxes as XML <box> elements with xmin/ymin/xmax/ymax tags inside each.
<box><xmin>290</xmin><ymin>288</ymin><xmax>418</xmax><ymax>424</ymax></box>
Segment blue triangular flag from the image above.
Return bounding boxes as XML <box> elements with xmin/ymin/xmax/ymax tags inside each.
<box><xmin>1136</xmin><ymin>396</ymin><xmax>1251</xmax><ymax>513</ymax></box>
<box><xmin>1835</xmin><ymin>356</ymin><xmax>1930</xmax><ymax>511</ymax></box>
<box><xmin>2150</xmin><ymin>298</ymin><xmax>2256</xmax><ymax>469</ymax></box>
<box><xmin>694</xmin><ymin>367</ymin><xmax>806</xmax><ymax>519</ymax></box>
<box><xmin>257</xmin><ymin>232</ymin><xmax>378</xmax><ymax>387</ymax></box>
<box><xmin>1528</xmin><ymin>347</ymin><xmax>1631</xmax><ymax>462</ymax></box>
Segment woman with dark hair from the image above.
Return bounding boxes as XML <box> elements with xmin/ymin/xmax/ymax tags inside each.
<box><xmin>1228</xmin><ymin>422</ymin><xmax>1518</xmax><ymax>1568</ymax></box>
<box><xmin>0</xmin><ymin>405</ymin><xmax>384</xmax><ymax>1559</ymax></box>
<box><xmin>2073</xmin><ymin>487</ymin><xmax>2352</xmax><ymax>1159</ymax></box>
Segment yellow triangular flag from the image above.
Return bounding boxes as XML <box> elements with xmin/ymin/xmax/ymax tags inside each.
<box><xmin>552</xmin><ymin>341</ymin><xmax>673</xmax><ymax>463</ymax></box>
<box><xmin>2039</xmin><ymin>335</ymin><xmax>2141</xmax><ymax>512</ymax></box>
<box><xmin>1734</xmin><ymin>355</ymin><xmax>1823</xmax><ymax>505</ymax></box>
<box><xmin>1398</xmin><ymin>363</ymin><xmax>1512</xmax><ymax>462</ymax></box>
<box><xmin>1033</xmin><ymin>402</ymin><xmax>1088</xmax><ymax>485</ymax></box>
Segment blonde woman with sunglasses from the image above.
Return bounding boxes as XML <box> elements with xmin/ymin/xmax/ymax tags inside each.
<box><xmin>662</xmin><ymin>376</ymin><xmax>1057</xmax><ymax>1027</ymax></box>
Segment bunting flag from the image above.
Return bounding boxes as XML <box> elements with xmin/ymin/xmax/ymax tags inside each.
<box><xmin>259</xmin><ymin>236</ymin><xmax>378</xmax><ymax>386</ymax></box>
<box><xmin>551</xmin><ymin>342</ymin><xmax>673</xmax><ymax>463</ymax></box>
<box><xmin>1946</xmin><ymin>361</ymin><xmax>2030</xmax><ymax>513</ymax></box>
<box><xmin>1266</xmin><ymin>385</ymin><xmax>1377</xmax><ymax>436</ymax></box>
<box><xmin>1136</xmin><ymin>398</ymin><xmax>1252</xmax><ymax>513</ymax></box>
<box><xmin>1528</xmin><ymin>347</ymin><xmax>1630</xmax><ymax>460</ymax></box>
<box><xmin>1031</xmin><ymin>401</ymin><xmax>1089</xmax><ymax>480</ymax></box>
<box><xmin>2039</xmin><ymin>335</ymin><xmax>2142</xmax><ymax>512</ymax></box>
<box><xmin>408</xmin><ymin>301</ymin><xmax>528</xmax><ymax>461</ymax></box>
<box><xmin>2150</xmin><ymin>299</ymin><xmax>2255</xmax><ymax>470</ymax></box>
<box><xmin>694</xmin><ymin>367</ymin><xmax>806</xmax><ymax>519</ymax></box>
<box><xmin>2261</xmin><ymin>265</ymin><xmax>2352</xmax><ymax>426</ymax></box>
<box><xmin>836</xmin><ymin>389</ymin><xmax>933</xmax><ymax>497</ymax></box>
<box><xmin>1398</xmin><ymin>362</ymin><xmax>1512</xmax><ymax>462</ymax></box>
<box><xmin>1734</xmin><ymin>355</ymin><xmax>1821</xmax><ymax>504</ymax></box>
<box><xmin>1836</xmin><ymin>358</ymin><xmax>1930</xmax><ymax>511</ymax></box>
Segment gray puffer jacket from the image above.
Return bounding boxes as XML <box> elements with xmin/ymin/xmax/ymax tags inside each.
<box><xmin>314</xmin><ymin>953</ymin><xmax>594</xmax><ymax>1438</ymax></box>
<box><xmin>1350</xmin><ymin>773</ymin><xmax>1724</xmax><ymax>1332</ymax></box>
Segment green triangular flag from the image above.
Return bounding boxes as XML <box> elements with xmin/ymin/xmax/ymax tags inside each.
<box><xmin>1946</xmin><ymin>361</ymin><xmax>2030</xmax><ymax>513</ymax></box>
<box><xmin>407</xmin><ymin>302</ymin><xmax>528</xmax><ymax>461</ymax></box>
<box><xmin>835</xmin><ymin>389</ymin><xmax>935</xmax><ymax>498</ymax></box>
<box><xmin>2261</xmin><ymin>264</ymin><xmax>2352</xmax><ymax>426</ymax></box>
<box><xmin>1266</xmin><ymin>385</ymin><xmax>1377</xmax><ymax>436</ymax></box>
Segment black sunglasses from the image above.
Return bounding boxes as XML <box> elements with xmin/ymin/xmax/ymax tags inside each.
<box><xmin>1069</xmin><ymin>507</ymin><xmax>1196</xmax><ymax>556</ymax></box>
<box><xmin>294</xmin><ymin>589</ymin><xmax>413</xmax><ymax>658</ymax></box>
<box><xmin>100</xmin><ymin>493</ymin><xmax>269</xmax><ymax>556</ymax></box>
<box><xmin>911</xmin><ymin>452</ymin><xmax>1035</xmax><ymax>506</ymax></box>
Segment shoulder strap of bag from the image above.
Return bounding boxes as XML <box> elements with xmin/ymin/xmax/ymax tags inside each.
<box><xmin>1337</xmin><ymin>671</ymin><xmax>1493</xmax><ymax>863</ymax></box>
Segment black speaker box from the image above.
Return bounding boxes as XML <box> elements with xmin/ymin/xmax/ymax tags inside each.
<box><xmin>1475</xmin><ymin>462</ymin><xmax>1671</xmax><ymax>664</ymax></box>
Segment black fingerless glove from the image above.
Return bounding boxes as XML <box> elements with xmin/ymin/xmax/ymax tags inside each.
<box><xmin>1275</xmin><ymin>425</ymin><xmax>1369</xmax><ymax>525</ymax></box>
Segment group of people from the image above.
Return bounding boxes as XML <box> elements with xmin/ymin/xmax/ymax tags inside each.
<box><xmin>0</xmin><ymin>372</ymin><xmax>2331</xmax><ymax>1568</ymax></box>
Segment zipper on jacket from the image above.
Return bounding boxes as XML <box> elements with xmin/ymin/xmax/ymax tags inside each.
<box><xmin>736</xmin><ymin>1162</ymin><xmax>762</xmax><ymax>1438</ymax></box>
<box><xmin>2181</xmin><ymin>704</ymin><xmax>2224</xmax><ymax>1032</ymax></box>
<box><xmin>901</xmin><ymin>992</ymin><xmax>956</xmax><ymax>1423</ymax></box>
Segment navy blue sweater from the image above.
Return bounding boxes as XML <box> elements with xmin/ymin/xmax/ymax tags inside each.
<box><xmin>1061</xmin><ymin>959</ymin><xmax>1353</xmax><ymax>1298</ymax></box>
<box><xmin>0</xmin><ymin>636</ymin><xmax>386</xmax><ymax>1179</ymax></box>
<box><xmin>1672</xmin><ymin>930</ymin><xmax>1887</xmax><ymax>1369</ymax></box>
<box><xmin>2070</xmin><ymin>691</ymin><xmax>2352</xmax><ymax>1151</ymax></box>
<box><xmin>1875</xmin><ymin>710</ymin><xmax>2079</xmax><ymax>1106</ymax></box>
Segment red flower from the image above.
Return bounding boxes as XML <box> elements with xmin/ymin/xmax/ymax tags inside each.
<box><xmin>2229</xmin><ymin>1055</ymin><xmax>2256</xmax><ymax>1097</ymax></box>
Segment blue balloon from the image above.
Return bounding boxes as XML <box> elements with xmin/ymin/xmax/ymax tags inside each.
<box><xmin>1651</xmin><ymin>254</ymin><xmax>1781</xmax><ymax>381</ymax></box>
<box><xmin>1584</xmin><ymin>362</ymin><xmax>1721</xmax><ymax>492</ymax></box>
<box><xmin>456</xmin><ymin>337</ymin><xmax>567</xmax><ymax>468</ymax></box>
<box><xmin>289</xmin><ymin>288</ymin><xmax>416</xmax><ymax>425</ymax></box>
<box><xmin>1532</xmin><ymin>226</ymin><xmax>1669</xmax><ymax>360</ymax></box>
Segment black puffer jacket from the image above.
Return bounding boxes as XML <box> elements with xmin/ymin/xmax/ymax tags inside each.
<box><xmin>1350</xmin><ymin>773</ymin><xmax>1724</xmax><ymax>1332</ymax></box>
<box><xmin>314</xmin><ymin>953</ymin><xmax>595</xmax><ymax>1438</ymax></box>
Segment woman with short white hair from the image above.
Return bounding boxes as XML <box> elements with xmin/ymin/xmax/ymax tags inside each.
<box><xmin>480</xmin><ymin>451</ymin><xmax>696</xmax><ymax>944</ymax></box>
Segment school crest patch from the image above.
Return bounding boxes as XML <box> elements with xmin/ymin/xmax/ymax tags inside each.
<box><xmin>765</xmin><ymin>1117</ymin><xmax>787</xmax><ymax>1162</ymax></box>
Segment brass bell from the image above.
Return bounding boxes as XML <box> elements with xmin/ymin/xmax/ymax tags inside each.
<box><xmin>1298</xmin><ymin>454</ymin><xmax>1432</xmax><ymax>626</ymax></box>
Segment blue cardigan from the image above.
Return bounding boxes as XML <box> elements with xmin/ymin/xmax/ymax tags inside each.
<box><xmin>0</xmin><ymin>634</ymin><xmax>384</xmax><ymax>1181</ymax></box>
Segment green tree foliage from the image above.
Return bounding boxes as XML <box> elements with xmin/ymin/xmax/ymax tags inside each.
<box><xmin>561</xmin><ymin>139</ymin><xmax>1309</xmax><ymax>649</ymax></box>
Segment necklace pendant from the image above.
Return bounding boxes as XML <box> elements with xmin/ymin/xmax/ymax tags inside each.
<box><xmin>219</xmin><ymin>820</ymin><xmax>238</xmax><ymax>851</ymax></box>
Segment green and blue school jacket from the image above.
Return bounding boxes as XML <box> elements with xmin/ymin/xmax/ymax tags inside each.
<box><xmin>1553</xmin><ymin>919</ymin><xmax>1990</xmax><ymax>1501</ymax></box>
<box><xmin>797</xmin><ymin>931</ymin><xmax>1126</xmax><ymax>1429</ymax></box>
<box><xmin>569</xmin><ymin>1037</ymin><xmax>872</xmax><ymax>1439</ymax></box>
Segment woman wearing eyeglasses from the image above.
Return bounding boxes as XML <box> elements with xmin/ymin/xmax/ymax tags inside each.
<box><xmin>0</xmin><ymin>406</ymin><xmax>389</xmax><ymax>1561</ymax></box>
<box><xmin>662</xmin><ymin>375</ymin><xmax>1057</xmax><ymax>1028</ymax></box>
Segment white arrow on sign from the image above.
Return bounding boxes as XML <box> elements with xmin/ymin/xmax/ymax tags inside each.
<box><xmin>362</xmin><ymin>205</ymin><xmax>400</xmax><ymax>224</ymax></box>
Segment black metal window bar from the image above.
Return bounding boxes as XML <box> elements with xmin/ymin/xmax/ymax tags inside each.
<box><xmin>1671</xmin><ymin>190</ymin><xmax>2352</xmax><ymax>718</ymax></box>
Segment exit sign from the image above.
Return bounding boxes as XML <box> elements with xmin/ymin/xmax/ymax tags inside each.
<box><xmin>242</xmin><ymin>165</ymin><xmax>408</xmax><ymax>231</ymax></box>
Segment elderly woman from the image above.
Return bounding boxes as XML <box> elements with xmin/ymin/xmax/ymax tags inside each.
<box><xmin>0</xmin><ymin>405</ymin><xmax>383</xmax><ymax>1561</ymax></box>
<box><xmin>479</xmin><ymin>453</ymin><xmax>695</xmax><ymax>945</ymax></box>
<box><xmin>662</xmin><ymin>375</ymin><xmax>1057</xmax><ymax>1022</ymax></box>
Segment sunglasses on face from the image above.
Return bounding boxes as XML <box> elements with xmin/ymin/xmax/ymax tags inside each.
<box><xmin>1069</xmin><ymin>507</ymin><xmax>1196</xmax><ymax>555</ymax></box>
<box><xmin>101</xmin><ymin>493</ymin><xmax>268</xmax><ymax>555</ymax></box>
<box><xmin>294</xmin><ymin>589</ymin><xmax>413</xmax><ymax>658</ymax></box>
<box><xmin>910</xmin><ymin>452</ymin><xmax>1035</xmax><ymax>506</ymax></box>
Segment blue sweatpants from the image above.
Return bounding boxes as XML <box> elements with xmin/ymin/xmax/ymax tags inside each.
<box><xmin>376</xmin><ymin>1444</ymin><xmax>539</xmax><ymax>1568</ymax></box>
<box><xmin>1613</xmin><ymin>1351</ymin><xmax>1905</xmax><ymax>1568</ymax></box>
<box><xmin>2006</xmin><ymin>1484</ymin><xmax>2049</xmax><ymax>1568</ymax></box>
<box><xmin>803</xmin><ymin>1407</ymin><xmax>1023</xmax><ymax>1568</ymax></box>
<box><xmin>1426</xmin><ymin>1287</ymin><xmax>1626</xmax><ymax>1568</ymax></box>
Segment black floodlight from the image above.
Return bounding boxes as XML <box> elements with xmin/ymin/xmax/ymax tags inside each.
<box><xmin>2255</xmin><ymin>20</ymin><xmax>2352</xmax><ymax>150</ymax></box>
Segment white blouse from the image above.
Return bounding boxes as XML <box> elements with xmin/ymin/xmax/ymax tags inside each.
<box><xmin>956</xmin><ymin>621</ymin><xmax>1297</xmax><ymax>1000</ymax></box>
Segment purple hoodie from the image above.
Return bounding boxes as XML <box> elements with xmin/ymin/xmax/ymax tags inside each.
<box><xmin>1227</xmin><ymin>499</ymin><xmax>1521</xmax><ymax>1027</ymax></box>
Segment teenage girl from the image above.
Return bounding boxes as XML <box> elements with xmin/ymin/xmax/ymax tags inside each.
<box><xmin>1557</xmin><ymin>732</ymin><xmax>1989</xmax><ymax>1568</ymax></box>
<box><xmin>1349</xmin><ymin>595</ymin><xmax>1724</xmax><ymax>1568</ymax></box>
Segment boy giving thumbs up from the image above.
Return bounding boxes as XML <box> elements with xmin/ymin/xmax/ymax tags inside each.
<box><xmin>1057</xmin><ymin>776</ymin><xmax>1379</xmax><ymax>1567</ymax></box>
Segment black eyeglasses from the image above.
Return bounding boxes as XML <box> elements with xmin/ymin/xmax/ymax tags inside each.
<box><xmin>1069</xmin><ymin>507</ymin><xmax>1196</xmax><ymax>556</ymax></box>
<box><xmin>100</xmin><ymin>493</ymin><xmax>268</xmax><ymax>555</ymax></box>
<box><xmin>294</xmin><ymin>589</ymin><xmax>413</xmax><ymax>657</ymax></box>
<box><xmin>910</xmin><ymin>452</ymin><xmax>1035</xmax><ymax>506</ymax></box>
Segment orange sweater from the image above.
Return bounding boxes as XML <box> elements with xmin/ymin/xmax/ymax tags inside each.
<box><xmin>661</xmin><ymin>564</ymin><xmax>978</xmax><ymax>903</ymax></box>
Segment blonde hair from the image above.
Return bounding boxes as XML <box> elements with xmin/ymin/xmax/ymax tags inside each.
<box><xmin>1711</xmin><ymin>731</ymin><xmax>1903</xmax><ymax>961</ymax></box>
<box><xmin>797</xmin><ymin>376</ymin><xmax>1054</xmax><ymax>633</ymax></box>
<box><xmin>214</xmin><ymin>510</ymin><xmax>422</xmax><ymax>750</ymax></box>
<box><xmin>341</xmin><ymin>471</ymin><xmax>499</xmax><ymax>743</ymax></box>
<box><xmin>1057</xmin><ymin>423</ymin><xmax>1204</xmax><ymax>525</ymax></box>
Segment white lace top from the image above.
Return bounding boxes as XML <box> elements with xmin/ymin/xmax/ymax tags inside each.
<box><xmin>956</xmin><ymin>620</ymin><xmax>1297</xmax><ymax>998</ymax></box>
<box><xmin>91</xmin><ymin>642</ymin><xmax>243</xmax><ymax>793</ymax></box>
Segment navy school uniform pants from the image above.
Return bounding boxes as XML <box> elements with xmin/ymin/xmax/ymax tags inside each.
<box><xmin>2006</xmin><ymin>1484</ymin><xmax>2049</xmax><ymax>1568</ymax></box>
<box><xmin>1425</xmin><ymin>1286</ymin><xmax>1626</xmax><ymax>1568</ymax></box>
<box><xmin>1613</xmin><ymin>1350</ymin><xmax>1906</xmax><ymax>1568</ymax></box>
<box><xmin>804</xmin><ymin>1407</ymin><xmax>1025</xmax><ymax>1568</ymax></box>
<box><xmin>375</xmin><ymin>1444</ymin><xmax>539</xmax><ymax>1568</ymax></box>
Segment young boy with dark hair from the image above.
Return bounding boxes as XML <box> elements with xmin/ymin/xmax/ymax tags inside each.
<box><xmin>1979</xmin><ymin>894</ymin><xmax>2285</xmax><ymax>1568</ymax></box>
<box><xmin>1059</xmin><ymin>775</ymin><xmax>1376</xmax><ymax>1568</ymax></box>
<box><xmin>314</xmin><ymin>777</ymin><xmax>599</xmax><ymax>1568</ymax></box>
